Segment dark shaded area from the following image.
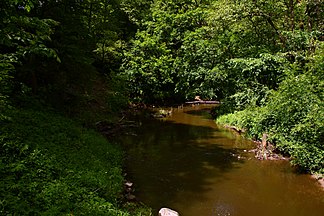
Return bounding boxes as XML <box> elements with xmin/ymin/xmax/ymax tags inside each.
<box><xmin>184</xmin><ymin>106</ymin><xmax>216</xmax><ymax>118</ymax></box>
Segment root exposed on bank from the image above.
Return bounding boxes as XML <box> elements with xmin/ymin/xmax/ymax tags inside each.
<box><xmin>250</xmin><ymin>142</ymin><xmax>288</xmax><ymax>161</ymax></box>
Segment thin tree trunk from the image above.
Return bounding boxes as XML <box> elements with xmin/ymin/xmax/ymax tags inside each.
<box><xmin>102</xmin><ymin>41</ymin><xmax>106</xmax><ymax>63</ymax></box>
<box><xmin>88</xmin><ymin>1</ymin><xmax>93</xmax><ymax>33</ymax></box>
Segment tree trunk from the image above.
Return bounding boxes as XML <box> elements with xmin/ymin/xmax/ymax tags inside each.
<box><xmin>262</xmin><ymin>133</ymin><xmax>268</xmax><ymax>148</ymax></box>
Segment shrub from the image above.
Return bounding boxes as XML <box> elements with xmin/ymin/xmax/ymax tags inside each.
<box><xmin>0</xmin><ymin>108</ymin><xmax>130</xmax><ymax>215</ymax></box>
<box><xmin>216</xmin><ymin>43</ymin><xmax>324</xmax><ymax>174</ymax></box>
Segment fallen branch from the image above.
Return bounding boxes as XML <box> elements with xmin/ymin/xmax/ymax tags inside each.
<box><xmin>185</xmin><ymin>100</ymin><xmax>220</xmax><ymax>104</ymax></box>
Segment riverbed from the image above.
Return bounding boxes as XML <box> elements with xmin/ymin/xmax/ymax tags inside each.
<box><xmin>119</xmin><ymin>105</ymin><xmax>324</xmax><ymax>216</ymax></box>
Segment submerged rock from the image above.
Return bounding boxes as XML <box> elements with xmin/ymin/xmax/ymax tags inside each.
<box><xmin>125</xmin><ymin>193</ymin><xmax>136</xmax><ymax>201</ymax></box>
<box><xmin>311</xmin><ymin>174</ymin><xmax>324</xmax><ymax>190</ymax></box>
<box><xmin>253</xmin><ymin>142</ymin><xmax>287</xmax><ymax>161</ymax></box>
<box><xmin>158</xmin><ymin>207</ymin><xmax>179</xmax><ymax>216</ymax></box>
<box><xmin>125</xmin><ymin>181</ymin><xmax>133</xmax><ymax>187</ymax></box>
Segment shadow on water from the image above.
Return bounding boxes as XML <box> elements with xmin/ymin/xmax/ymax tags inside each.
<box><xmin>118</xmin><ymin>107</ymin><xmax>324</xmax><ymax>216</ymax></box>
<box><xmin>184</xmin><ymin>107</ymin><xmax>214</xmax><ymax>118</ymax></box>
<box><xmin>120</xmin><ymin>109</ymin><xmax>247</xmax><ymax>212</ymax></box>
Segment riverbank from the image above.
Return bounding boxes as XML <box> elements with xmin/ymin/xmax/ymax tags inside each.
<box><xmin>118</xmin><ymin>105</ymin><xmax>324</xmax><ymax>215</ymax></box>
<box><xmin>312</xmin><ymin>174</ymin><xmax>324</xmax><ymax>190</ymax></box>
<box><xmin>0</xmin><ymin>107</ymin><xmax>152</xmax><ymax>215</ymax></box>
<box><xmin>219</xmin><ymin>123</ymin><xmax>324</xmax><ymax>191</ymax></box>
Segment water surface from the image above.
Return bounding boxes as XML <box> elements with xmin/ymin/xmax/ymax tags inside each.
<box><xmin>120</xmin><ymin>105</ymin><xmax>324</xmax><ymax>216</ymax></box>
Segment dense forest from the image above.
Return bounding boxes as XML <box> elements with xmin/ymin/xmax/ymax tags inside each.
<box><xmin>1</xmin><ymin>0</ymin><xmax>323</xmax><ymax>215</ymax></box>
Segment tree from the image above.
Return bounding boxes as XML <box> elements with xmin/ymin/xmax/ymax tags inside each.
<box><xmin>122</xmin><ymin>0</ymin><xmax>220</xmax><ymax>103</ymax></box>
<box><xmin>0</xmin><ymin>0</ymin><xmax>59</xmax><ymax>112</ymax></box>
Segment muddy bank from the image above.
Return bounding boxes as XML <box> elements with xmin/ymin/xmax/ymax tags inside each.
<box><xmin>312</xmin><ymin>175</ymin><xmax>324</xmax><ymax>190</ymax></box>
<box><xmin>223</xmin><ymin>124</ymin><xmax>324</xmax><ymax>190</ymax></box>
<box><xmin>223</xmin><ymin>125</ymin><xmax>287</xmax><ymax>161</ymax></box>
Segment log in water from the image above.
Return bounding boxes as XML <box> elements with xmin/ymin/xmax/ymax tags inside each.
<box><xmin>185</xmin><ymin>100</ymin><xmax>220</xmax><ymax>105</ymax></box>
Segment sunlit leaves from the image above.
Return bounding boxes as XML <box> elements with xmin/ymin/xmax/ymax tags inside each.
<box><xmin>217</xmin><ymin>45</ymin><xmax>324</xmax><ymax>174</ymax></box>
<box><xmin>228</xmin><ymin>53</ymin><xmax>287</xmax><ymax>89</ymax></box>
<box><xmin>122</xmin><ymin>0</ymin><xmax>217</xmax><ymax>103</ymax></box>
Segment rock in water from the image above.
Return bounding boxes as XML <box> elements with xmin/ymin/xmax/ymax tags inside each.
<box><xmin>158</xmin><ymin>208</ymin><xmax>179</xmax><ymax>216</ymax></box>
<box><xmin>125</xmin><ymin>194</ymin><xmax>136</xmax><ymax>201</ymax></box>
<box><xmin>125</xmin><ymin>181</ymin><xmax>133</xmax><ymax>187</ymax></box>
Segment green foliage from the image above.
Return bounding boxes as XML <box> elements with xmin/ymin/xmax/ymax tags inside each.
<box><xmin>0</xmin><ymin>61</ymin><xmax>13</xmax><ymax>121</ymax></box>
<box><xmin>0</xmin><ymin>2</ymin><xmax>57</xmax><ymax>84</ymax></box>
<box><xmin>0</xmin><ymin>0</ymin><xmax>134</xmax><ymax>114</ymax></box>
<box><xmin>212</xmin><ymin>0</ymin><xmax>323</xmax><ymax>174</ymax></box>
<box><xmin>217</xmin><ymin>43</ymin><xmax>324</xmax><ymax>174</ymax></box>
<box><xmin>0</xmin><ymin>0</ymin><xmax>60</xmax><ymax>110</ymax></box>
<box><xmin>227</xmin><ymin>54</ymin><xmax>287</xmax><ymax>90</ymax></box>
<box><xmin>211</xmin><ymin>53</ymin><xmax>285</xmax><ymax>118</ymax></box>
<box><xmin>282</xmin><ymin>30</ymin><xmax>321</xmax><ymax>52</ymax></box>
<box><xmin>264</xmin><ymin>47</ymin><xmax>324</xmax><ymax>173</ymax></box>
<box><xmin>122</xmin><ymin>0</ymin><xmax>217</xmax><ymax>103</ymax></box>
<box><xmin>121</xmin><ymin>0</ymin><xmax>323</xmax><ymax>176</ymax></box>
<box><xmin>0</xmin><ymin>108</ymin><xmax>131</xmax><ymax>215</ymax></box>
<box><xmin>122</xmin><ymin>202</ymin><xmax>153</xmax><ymax>216</ymax></box>
<box><xmin>174</xmin><ymin>27</ymin><xmax>223</xmax><ymax>100</ymax></box>
<box><xmin>1</xmin><ymin>1</ymin><xmax>323</xmax><ymax>213</ymax></box>
<box><xmin>121</xmin><ymin>0</ymin><xmax>323</xmax><ymax>104</ymax></box>
<box><xmin>120</xmin><ymin>0</ymin><xmax>153</xmax><ymax>25</ymax></box>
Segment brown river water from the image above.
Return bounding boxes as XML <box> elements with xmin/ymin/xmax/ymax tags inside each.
<box><xmin>119</xmin><ymin>105</ymin><xmax>324</xmax><ymax>216</ymax></box>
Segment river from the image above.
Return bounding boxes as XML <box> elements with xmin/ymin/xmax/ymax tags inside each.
<box><xmin>119</xmin><ymin>105</ymin><xmax>324</xmax><ymax>216</ymax></box>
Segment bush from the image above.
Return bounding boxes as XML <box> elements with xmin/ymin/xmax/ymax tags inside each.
<box><xmin>0</xmin><ymin>108</ymin><xmax>135</xmax><ymax>215</ymax></box>
<box><xmin>216</xmin><ymin>44</ymin><xmax>324</xmax><ymax>174</ymax></box>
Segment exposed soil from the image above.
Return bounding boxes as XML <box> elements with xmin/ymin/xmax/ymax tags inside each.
<box><xmin>223</xmin><ymin>125</ymin><xmax>287</xmax><ymax>161</ymax></box>
<box><xmin>311</xmin><ymin>174</ymin><xmax>324</xmax><ymax>190</ymax></box>
<box><xmin>250</xmin><ymin>140</ymin><xmax>289</xmax><ymax>161</ymax></box>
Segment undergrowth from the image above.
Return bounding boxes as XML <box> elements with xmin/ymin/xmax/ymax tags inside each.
<box><xmin>216</xmin><ymin>46</ymin><xmax>324</xmax><ymax>175</ymax></box>
<box><xmin>0</xmin><ymin>108</ymin><xmax>151</xmax><ymax>215</ymax></box>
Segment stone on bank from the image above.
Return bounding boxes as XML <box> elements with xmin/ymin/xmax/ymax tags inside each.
<box><xmin>159</xmin><ymin>207</ymin><xmax>179</xmax><ymax>216</ymax></box>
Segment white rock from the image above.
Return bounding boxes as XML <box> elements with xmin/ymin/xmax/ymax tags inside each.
<box><xmin>158</xmin><ymin>208</ymin><xmax>179</xmax><ymax>216</ymax></box>
<box><xmin>125</xmin><ymin>182</ymin><xmax>133</xmax><ymax>187</ymax></box>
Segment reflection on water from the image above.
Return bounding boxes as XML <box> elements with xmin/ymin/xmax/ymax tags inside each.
<box><xmin>119</xmin><ymin>105</ymin><xmax>324</xmax><ymax>216</ymax></box>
